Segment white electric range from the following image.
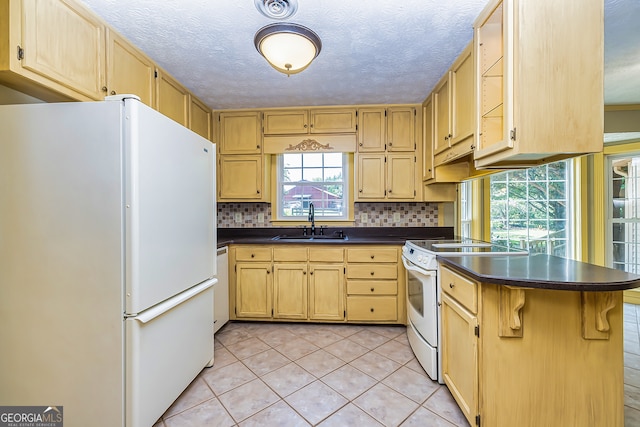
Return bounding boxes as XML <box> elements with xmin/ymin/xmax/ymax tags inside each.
<box><xmin>401</xmin><ymin>239</ymin><xmax>527</xmax><ymax>383</ymax></box>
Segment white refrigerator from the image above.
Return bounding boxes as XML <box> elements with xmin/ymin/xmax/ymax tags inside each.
<box><xmin>0</xmin><ymin>95</ymin><xmax>217</xmax><ymax>427</ymax></box>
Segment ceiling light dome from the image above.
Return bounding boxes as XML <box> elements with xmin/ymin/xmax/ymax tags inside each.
<box><xmin>254</xmin><ymin>23</ymin><xmax>322</xmax><ymax>76</ymax></box>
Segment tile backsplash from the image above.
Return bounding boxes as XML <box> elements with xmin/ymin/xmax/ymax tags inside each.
<box><xmin>218</xmin><ymin>202</ymin><xmax>439</xmax><ymax>228</ymax></box>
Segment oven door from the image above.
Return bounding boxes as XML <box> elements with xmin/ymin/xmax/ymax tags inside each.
<box><xmin>402</xmin><ymin>256</ymin><xmax>437</xmax><ymax>345</ymax></box>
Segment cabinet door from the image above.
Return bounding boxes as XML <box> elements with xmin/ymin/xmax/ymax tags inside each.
<box><xmin>106</xmin><ymin>29</ymin><xmax>155</xmax><ymax>106</ymax></box>
<box><xmin>21</xmin><ymin>0</ymin><xmax>105</xmax><ymax>100</ymax></box>
<box><xmin>422</xmin><ymin>97</ymin><xmax>435</xmax><ymax>181</ymax></box>
<box><xmin>263</xmin><ymin>110</ymin><xmax>308</xmax><ymax>135</ymax></box>
<box><xmin>441</xmin><ymin>292</ymin><xmax>478</xmax><ymax>427</ymax></box>
<box><xmin>309</xmin><ymin>264</ymin><xmax>344</xmax><ymax>321</ymax></box>
<box><xmin>356</xmin><ymin>154</ymin><xmax>386</xmax><ymax>200</ymax></box>
<box><xmin>236</xmin><ymin>262</ymin><xmax>272</xmax><ymax>318</ymax></box>
<box><xmin>357</xmin><ymin>108</ymin><xmax>386</xmax><ymax>152</ymax></box>
<box><xmin>474</xmin><ymin>1</ymin><xmax>511</xmax><ymax>160</ymax></box>
<box><xmin>218</xmin><ymin>155</ymin><xmax>263</xmax><ymax>200</ymax></box>
<box><xmin>189</xmin><ymin>95</ymin><xmax>212</xmax><ymax>141</ymax></box>
<box><xmin>433</xmin><ymin>75</ymin><xmax>451</xmax><ymax>156</ymax></box>
<box><xmin>219</xmin><ymin>112</ymin><xmax>262</xmax><ymax>154</ymax></box>
<box><xmin>450</xmin><ymin>43</ymin><xmax>474</xmax><ymax>149</ymax></box>
<box><xmin>273</xmin><ymin>263</ymin><xmax>308</xmax><ymax>319</ymax></box>
<box><xmin>155</xmin><ymin>69</ymin><xmax>189</xmax><ymax>126</ymax></box>
<box><xmin>387</xmin><ymin>107</ymin><xmax>415</xmax><ymax>152</ymax></box>
<box><xmin>387</xmin><ymin>153</ymin><xmax>416</xmax><ymax>200</ymax></box>
<box><xmin>310</xmin><ymin>109</ymin><xmax>357</xmax><ymax>134</ymax></box>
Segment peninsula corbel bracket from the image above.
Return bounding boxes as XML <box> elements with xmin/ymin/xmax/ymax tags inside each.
<box><xmin>581</xmin><ymin>291</ymin><xmax>617</xmax><ymax>340</ymax></box>
<box><xmin>498</xmin><ymin>286</ymin><xmax>526</xmax><ymax>338</ymax></box>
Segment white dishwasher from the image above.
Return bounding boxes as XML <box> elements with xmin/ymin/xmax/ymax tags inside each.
<box><xmin>214</xmin><ymin>247</ymin><xmax>230</xmax><ymax>333</ymax></box>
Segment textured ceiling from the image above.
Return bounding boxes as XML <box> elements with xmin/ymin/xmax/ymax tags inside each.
<box><xmin>79</xmin><ymin>0</ymin><xmax>640</xmax><ymax>110</ymax></box>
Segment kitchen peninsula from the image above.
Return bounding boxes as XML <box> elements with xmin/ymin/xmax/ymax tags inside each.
<box><xmin>437</xmin><ymin>255</ymin><xmax>640</xmax><ymax>427</ymax></box>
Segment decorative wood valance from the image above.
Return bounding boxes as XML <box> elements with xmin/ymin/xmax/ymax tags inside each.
<box><xmin>263</xmin><ymin>134</ymin><xmax>357</xmax><ymax>154</ymax></box>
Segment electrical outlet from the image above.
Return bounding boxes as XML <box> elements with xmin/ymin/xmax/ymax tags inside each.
<box><xmin>360</xmin><ymin>212</ymin><xmax>368</xmax><ymax>223</ymax></box>
<box><xmin>257</xmin><ymin>212</ymin><xmax>264</xmax><ymax>223</ymax></box>
<box><xmin>234</xmin><ymin>212</ymin><xmax>242</xmax><ymax>223</ymax></box>
<box><xmin>393</xmin><ymin>212</ymin><xmax>401</xmax><ymax>222</ymax></box>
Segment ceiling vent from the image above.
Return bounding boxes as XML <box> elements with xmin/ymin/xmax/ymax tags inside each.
<box><xmin>254</xmin><ymin>0</ymin><xmax>298</xmax><ymax>19</ymax></box>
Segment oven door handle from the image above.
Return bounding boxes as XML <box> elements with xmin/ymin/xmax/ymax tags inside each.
<box><xmin>401</xmin><ymin>256</ymin><xmax>436</xmax><ymax>277</ymax></box>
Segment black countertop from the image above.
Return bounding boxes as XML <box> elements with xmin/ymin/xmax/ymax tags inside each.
<box><xmin>438</xmin><ymin>254</ymin><xmax>640</xmax><ymax>292</ymax></box>
<box><xmin>217</xmin><ymin>226</ymin><xmax>454</xmax><ymax>247</ymax></box>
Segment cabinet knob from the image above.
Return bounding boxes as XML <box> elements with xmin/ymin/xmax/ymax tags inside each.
<box><xmin>251</xmin><ymin>254</ymin><xmax>255</xmax><ymax>258</ymax></box>
<box><xmin>470</xmin><ymin>145</ymin><xmax>475</xmax><ymax>150</ymax></box>
<box><xmin>370</xmin><ymin>287</ymin><xmax>375</xmax><ymax>292</ymax></box>
<box><xmin>370</xmin><ymin>255</ymin><xmax>375</xmax><ymax>259</ymax></box>
<box><xmin>359</xmin><ymin>142</ymin><xmax>363</xmax><ymax>146</ymax></box>
<box><xmin>370</xmin><ymin>308</ymin><xmax>374</xmax><ymax>312</ymax></box>
<box><xmin>370</xmin><ymin>271</ymin><xmax>375</xmax><ymax>276</ymax></box>
<box><xmin>449</xmin><ymin>283</ymin><xmax>454</xmax><ymax>288</ymax></box>
<box><xmin>389</xmin><ymin>142</ymin><xmax>393</xmax><ymax>146</ymax></box>
<box><xmin>310</xmin><ymin>271</ymin><xmax>314</xmax><ymax>275</ymax></box>
<box><xmin>388</xmin><ymin>189</ymin><xmax>392</xmax><ymax>193</ymax></box>
<box><xmin>303</xmin><ymin>271</ymin><xmax>306</xmax><ymax>275</ymax></box>
<box><xmin>304</xmin><ymin>124</ymin><xmax>308</xmax><ymax>128</ymax></box>
<box><xmin>257</xmin><ymin>190</ymin><xmax>260</xmax><ymax>194</ymax></box>
<box><xmin>256</xmin><ymin>145</ymin><xmax>260</xmax><ymax>149</ymax></box>
<box><xmin>310</xmin><ymin>124</ymin><xmax>313</xmax><ymax>128</ymax></box>
<box><xmin>101</xmin><ymin>86</ymin><xmax>108</xmax><ymax>92</ymax></box>
<box><xmin>110</xmin><ymin>90</ymin><xmax>116</xmax><ymax>95</ymax></box>
<box><xmin>428</xmin><ymin>168</ymin><xmax>432</xmax><ymax>172</ymax></box>
<box><xmin>267</xmin><ymin>270</ymin><xmax>270</xmax><ymax>274</ymax></box>
<box><xmin>359</xmin><ymin>189</ymin><xmax>363</xmax><ymax>193</ymax></box>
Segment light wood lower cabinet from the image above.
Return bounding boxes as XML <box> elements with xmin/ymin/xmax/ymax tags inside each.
<box><xmin>273</xmin><ymin>263</ymin><xmax>308</xmax><ymax>320</ymax></box>
<box><xmin>345</xmin><ymin>247</ymin><xmax>403</xmax><ymax>323</ymax></box>
<box><xmin>229</xmin><ymin>244</ymin><xmax>405</xmax><ymax>324</ymax></box>
<box><xmin>439</xmin><ymin>263</ymin><xmax>624</xmax><ymax>427</ymax></box>
<box><xmin>235</xmin><ymin>262</ymin><xmax>272</xmax><ymax>318</ymax></box>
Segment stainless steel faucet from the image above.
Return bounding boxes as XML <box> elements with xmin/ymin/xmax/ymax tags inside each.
<box><xmin>308</xmin><ymin>202</ymin><xmax>315</xmax><ymax>235</ymax></box>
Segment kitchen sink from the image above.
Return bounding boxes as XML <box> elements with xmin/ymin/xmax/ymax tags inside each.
<box><xmin>271</xmin><ymin>234</ymin><xmax>348</xmax><ymax>242</ymax></box>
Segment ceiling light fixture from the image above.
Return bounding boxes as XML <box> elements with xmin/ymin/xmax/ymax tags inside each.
<box><xmin>254</xmin><ymin>0</ymin><xmax>298</xmax><ymax>20</ymax></box>
<box><xmin>254</xmin><ymin>23</ymin><xmax>322</xmax><ymax>76</ymax></box>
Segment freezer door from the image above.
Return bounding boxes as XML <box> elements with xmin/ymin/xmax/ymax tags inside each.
<box><xmin>125</xmin><ymin>279</ymin><xmax>215</xmax><ymax>427</ymax></box>
<box><xmin>124</xmin><ymin>99</ymin><xmax>216</xmax><ymax>313</ymax></box>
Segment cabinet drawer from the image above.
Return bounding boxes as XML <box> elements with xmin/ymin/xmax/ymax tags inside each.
<box><xmin>440</xmin><ymin>265</ymin><xmax>477</xmax><ymax>313</ymax></box>
<box><xmin>309</xmin><ymin>247</ymin><xmax>344</xmax><ymax>262</ymax></box>
<box><xmin>347</xmin><ymin>264</ymin><xmax>397</xmax><ymax>280</ymax></box>
<box><xmin>347</xmin><ymin>280</ymin><xmax>397</xmax><ymax>295</ymax></box>
<box><xmin>235</xmin><ymin>247</ymin><xmax>272</xmax><ymax>262</ymax></box>
<box><xmin>347</xmin><ymin>296</ymin><xmax>397</xmax><ymax>321</ymax></box>
<box><xmin>274</xmin><ymin>247</ymin><xmax>308</xmax><ymax>262</ymax></box>
<box><xmin>347</xmin><ymin>247</ymin><xmax>398</xmax><ymax>263</ymax></box>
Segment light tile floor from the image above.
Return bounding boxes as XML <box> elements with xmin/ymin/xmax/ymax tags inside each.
<box><xmin>155</xmin><ymin>322</ymin><xmax>467</xmax><ymax>427</ymax></box>
<box><xmin>154</xmin><ymin>304</ymin><xmax>640</xmax><ymax>427</ymax></box>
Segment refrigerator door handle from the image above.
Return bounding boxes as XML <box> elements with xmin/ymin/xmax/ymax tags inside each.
<box><xmin>132</xmin><ymin>279</ymin><xmax>217</xmax><ymax>324</ymax></box>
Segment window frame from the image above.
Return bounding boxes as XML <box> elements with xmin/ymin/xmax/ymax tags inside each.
<box><xmin>273</xmin><ymin>152</ymin><xmax>351</xmax><ymax>222</ymax></box>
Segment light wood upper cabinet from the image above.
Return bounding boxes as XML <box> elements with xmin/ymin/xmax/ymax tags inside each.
<box><xmin>422</xmin><ymin>97</ymin><xmax>435</xmax><ymax>181</ymax></box>
<box><xmin>263</xmin><ymin>108</ymin><xmax>356</xmax><ymax>134</ymax></box>
<box><xmin>387</xmin><ymin>153</ymin><xmax>416</xmax><ymax>199</ymax></box>
<box><xmin>155</xmin><ymin>68</ymin><xmax>189</xmax><ymax>127</ymax></box>
<box><xmin>357</xmin><ymin>108</ymin><xmax>386</xmax><ymax>152</ymax></box>
<box><xmin>432</xmin><ymin>42</ymin><xmax>475</xmax><ymax>167</ymax></box>
<box><xmin>106</xmin><ymin>29</ymin><xmax>155</xmax><ymax>106</ymax></box>
<box><xmin>0</xmin><ymin>0</ymin><xmax>106</xmax><ymax>101</ymax></box>
<box><xmin>474</xmin><ymin>0</ymin><xmax>603</xmax><ymax>169</ymax></box>
<box><xmin>219</xmin><ymin>111</ymin><xmax>262</xmax><ymax>154</ymax></box>
<box><xmin>218</xmin><ymin>155</ymin><xmax>265</xmax><ymax>200</ymax></box>
<box><xmin>356</xmin><ymin>154</ymin><xmax>386</xmax><ymax>199</ymax></box>
<box><xmin>189</xmin><ymin>95</ymin><xmax>212</xmax><ymax>141</ymax></box>
<box><xmin>358</xmin><ymin>107</ymin><xmax>416</xmax><ymax>152</ymax></box>
<box><xmin>387</xmin><ymin>107</ymin><xmax>415</xmax><ymax>152</ymax></box>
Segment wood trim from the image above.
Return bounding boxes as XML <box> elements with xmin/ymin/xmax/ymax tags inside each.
<box><xmin>498</xmin><ymin>286</ymin><xmax>525</xmax><ymax>338</ymax></box>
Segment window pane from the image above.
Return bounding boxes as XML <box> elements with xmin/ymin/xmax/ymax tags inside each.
<box><xmin>302</xmin><ymin>167</ymin><xmax>323</xmax><ymax>181</ymax></box>
<box><xmin>324</xmin><ymin>167</ymin><xmax>343</xmax><ymax>181</ymax></box>
<box><xmin>303</xmin><ymin>153</ymin><xmax>323</xmax><ymax>167</ymax></box>
<box><xmin>283</xmin><ymin>168</ymin><xmax>302</xmax><ymax>182</ymax></box>
<box><xmin>324</xmin><ymin>153</ymin><xmax>343</xmax><ymax>167</ymax></box>
<box><xmin>283</xmin><ymin>153</ymin><xmax>302</xmax><ymax>167</ymax></box>
<box><xmin>489</xmin><ymin>160</ymin><xmax>570</xmax><ymax>256</ymax></box>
